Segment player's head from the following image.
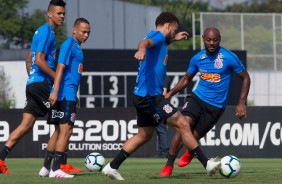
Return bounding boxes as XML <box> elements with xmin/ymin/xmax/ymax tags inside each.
<box><xmin>202</xmin><ymin>27</ymin><xmax>221</xmax><ymax>55</ymax></box>
<box><xmin>155</xmin><ymin>12</ymin><xmax>179</xmax><ymax>44</ymax></box>
<box><xmin>72</xmin><ymin>18</ymin><xmax>91</xmax><ymax>44</ymax></box>
<box><xmin>47</xmin><ymin>0</ymin><xmax>66</xmax><ymax>28</ymax></box>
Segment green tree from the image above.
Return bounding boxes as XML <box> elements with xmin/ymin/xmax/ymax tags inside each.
<box><xmin>0</xmin><ymin>67</ymin><xmax>15</xmax><ymax>109</ymax></box>
<box><xmin>0</xmin><ymin>0</ymin><xmax>67</xmax><ymax>49</ymax></box>
<box><xmin>0</xmin><ymin>0</ymin><xmax>28</xmax><ymax>49</ymax></box>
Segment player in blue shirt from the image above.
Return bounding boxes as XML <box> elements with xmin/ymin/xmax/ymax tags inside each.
<box><xmin>102</xmin><ymin>12</ymin><xmax>221</xmax><ymax>180</ymax></box>
<box><xmin>160</xmin><ymin>27</ymin><xmax>251</xmax><ymax>176</ymax></box>
<box><xmin>39</xmin><ymin>18</ymin><xmax>90</xmax><ymax>179</ymax></box>
<box><xmin>0</xmin><ymin>0</ymin><xmax>66</xmax><ymax>174</ymax></box>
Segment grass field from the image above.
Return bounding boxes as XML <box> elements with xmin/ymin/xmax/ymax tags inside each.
<box><xmin>1</xmin><ymin>158</ymin><xmax>282</xmax><ymax>183</ymax></box>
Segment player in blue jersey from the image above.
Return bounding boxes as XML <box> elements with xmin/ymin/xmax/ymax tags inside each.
<box><xmin>38</xmin><ymin>18</ymin><xmax>90</xmax><ymax>178</ymax></box>
<box><xmin>102</xmin><ymin>12</ymin><xmax>222</xmax><ymax>180</ymax></box>
<box><xmin>0</xmin><ymin>0</ymin><xmax>66</xmax><ymax>174</ymax></box>
<box><xmin>160</xmin><ymin>27</ymin><xmax>251</xmax><ymax>176</ymax></box>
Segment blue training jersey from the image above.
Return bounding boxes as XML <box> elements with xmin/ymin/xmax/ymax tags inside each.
<box><xmin>133</xmin><ymin>30</ymin><xmax>168</xmax><ymax>97</ymax></box>
<box><xmin>56</xmin><ymin>37</ymin><xmax>84</xmax><ymax>101</ymax></box>
<box><xmin>27</xmin><ymin>23</ymin><xmax>56</xmax><ymax>87</ymax></box>
<box><xmin>188</xmin><ymin>46</ymin><xmax>245</xmax><ymax>108</ymax></box>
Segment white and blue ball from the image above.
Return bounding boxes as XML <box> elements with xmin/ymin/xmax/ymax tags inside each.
<box><xmin>85</xmin><ymin>152</ymin><xmax>105</xmax><ymax>171</ymax></box>
<box><xmin>220</xmin><ymin>155</ymin><xmax>241</xmax><ymax>178</ymax></box>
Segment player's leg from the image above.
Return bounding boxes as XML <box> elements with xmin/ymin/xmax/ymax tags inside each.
<box><xmin>39</xmin><ymin>125</ymin><xmax>59</xmax><ymax>177</ymax></box>
<box><xmin>156</xmin><ymin>123</ymin><xmax>169</xmax><ymax>158</ymax></box>
<box><xmin>0</xmin><ymin>113</ymin><xmax>37</xmax><ymax>174</ymax></box>
<box><xmin>49</xmin><ymin>123</ymin><xmax>74</xmax><ymax>178</ymax></box>
<box><xmin>167</xmin><ymin>112</ymin><xmax>221</xmax><ymax>176</ymax></box>
<box><xmin>160</xmin><ymin>130</ymin><xmax>183</xmax><ymax>176</ymax></box>
<box><xmin>102</xmin><ymin>126</ymin><xmax>155</xmax><ymax>180</ymax></box>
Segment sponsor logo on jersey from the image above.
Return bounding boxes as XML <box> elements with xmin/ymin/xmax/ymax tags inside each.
<box><xmin>201</xmin><ymin>73</ymin><xmax>221</xmax><ymax>82</ymax></box>
<box><xmin>78</xmin><ymin>63</ymin><xmax>83</xmax><ymax>73</ymax></box>
<box><xmin>163</xmin><ymin>55</ymin><xmax>168</xmax><ymax>65</ymax></box>
<box><xmin>200</xmin><ymin>54</ymin><xmax>207</xmax><ymax>59</ymax></box>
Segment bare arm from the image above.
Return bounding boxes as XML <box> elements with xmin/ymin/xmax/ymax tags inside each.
<box><xmin>236</xmin><ymin>70</ymin><xmax>251</xmax><ymax>119</ymax></box>
<box><xmin>25</xmin><ymin>51</ymin><xmax>32</xmax><ymax>75</ymax></box>
<box><xmin>49</xmin><ymin>63</ymin><xmax>65</xmax><ymax>106</ymax></box>
<box><xmin>35</xmin><ymin>52</ymin><xmax>56</xmax><ymax>79</ymax></box>
<box><xmin>165</xmin><ymin>72</ymin><xmax>194</xmax><ymax>99</ymax></box>
<box><xmin>170</xmin><ymin>31</ymin><xmax>189</xmax><ymax>44</ymax></box>
<box><xmin>134</xmin><ymin>39</ymin><xmax>154</xmax><ymax>61</ymax></box>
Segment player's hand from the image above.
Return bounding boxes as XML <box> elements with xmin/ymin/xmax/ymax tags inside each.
<box><xmin>164</xmin><ymin>92</ymin><xmax>172</xmax><ymax>100</ymax></box>
<box><xmin>174</xmin><ymin>31</ymin><xmax>189</xmax><ymax>41</ymax></box>
<box><xmin>134</xmin><ymin>49</ymin><xmax>146</xmax><ymax>61</ymax></box>
<box><xmin>76</xmin><ymin>96</ymin><xmax>80</xmax><ymax>108</ymax></box>
<box><xmin>49</xmin><ymin>92</ymin><xmax>58</xmax><ymax>106</ymax></box>
<box><xmin>236</xmin><ymin>103</ymin><xmax>246</xmax><ymax>119</ymax></box>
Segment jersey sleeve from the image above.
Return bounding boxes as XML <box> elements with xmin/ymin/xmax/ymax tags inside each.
<box><xmin>148</xmin><ymin>31</ymin><xmax>165</xmax><ymax>47</ymax></box>
<box><xmin>229</xmin><ymin>51</ymin><xmax>246</xmax><ymax>74</ymax></box>
<box><xmin>187</xmin><ymin>57</ymin><xmax>198</xmax><ymax>75</ymax></box>
<box><xmin>58</xmin><ymin>39</ymin><xmax>73</xmax><ymax>66</ymax></box>
<box><xmin>36</xmin><ymin>28</ymin><xmax>53</xmax><ymax>54</ymax></box>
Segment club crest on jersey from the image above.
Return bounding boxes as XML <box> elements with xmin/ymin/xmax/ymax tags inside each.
<box><xmin>214</xmin><ymin>55</ymin><xmax>223</xmax><ymax>69</ymax></box>
<box><xmin>70</xmin><ymin>113</ymin><xmax>76</xmax><ymax>122</ymax></box>
<box><xmin>163</xmin><ymin>104</ymin><xmax>173</xmax><ymax>114</ymax></box>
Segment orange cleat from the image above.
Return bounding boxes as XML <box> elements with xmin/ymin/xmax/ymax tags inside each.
<box><xmin>159</xmin><ymin>165</ymin><xmax>173</xmax><ymax>177</ymax></box>
<box><xmin>0</xmin><ymin>160</ymin><xmax>11</xmax><ymax>174</ymax></box>
<box><xmin>177</xmin><ymin>150</ymin><xmax>195</xmax><ymax>167</ymax></box>
<box><xmin>60</xmin><ymin>163</ymin><xmax>84</xmax><ymax>173</ymax></box>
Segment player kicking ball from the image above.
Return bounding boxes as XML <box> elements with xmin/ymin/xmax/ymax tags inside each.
<box><xmin>160</xmin><ymin>27</ymin><xmax>250</xmax><ymax>177</ymax></box>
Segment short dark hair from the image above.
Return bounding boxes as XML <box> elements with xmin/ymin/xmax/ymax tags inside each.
<box><xmin>74</xmin><ymin>18</ymin><xmax>90</xmax><ymax>27</ymax></box>
<box><xmin>48</xmin><ymin>0</ymin><xmax>66</xmax><ymax>10</ymax></box>
<box><xmin>155</xmin><ymin>12</ymin><xmax>179</xmax><ymax>27</ymax></box>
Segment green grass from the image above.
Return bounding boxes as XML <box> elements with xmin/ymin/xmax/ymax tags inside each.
<box><xmin>1</xmin><ymin>158</ymin><xmax>282</xmax><ymax>183</ymax></box>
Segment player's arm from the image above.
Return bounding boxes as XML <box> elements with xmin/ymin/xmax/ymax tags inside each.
<box><xmin>170</xmin><ymin>31</ymin><xmax>189</xmax><ymax>44</ymax></box>
<box><xmin>25</xmin><ymin>51</ymin><xmax>32</xmax><ymax>75</ymax></box>
<box><xmin>165</xmin><ymin>72</ymin><xmax>194</xmax><ymax>99</ymax></box>
<box><xmin>236</xmin><ymin>70</ymin><xmax>251</xmax><ymax>119</ymax></box>
<box><xmin>134</xmin><ymin>39</ymin><xmax>154</xmax><ymax>61</ymax></box>
<box><xmin>49</xmin><ymin>63</ymin><xmax>65</xmax><ymax>105</ymax></box>
<box><xmin>35</xmin><ymin>52</ymin><xmax>56</xmax><ymax>79</ymax></box>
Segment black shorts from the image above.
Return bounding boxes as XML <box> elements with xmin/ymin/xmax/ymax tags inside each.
<box><xmin>181</xmin><ymin>93</ymin><xmax>225</xmax><ymax>138</ymax></box>
<box><xmin>23</xmin><ymin>80</ymin><xmax>51</xmax><ymax>117</ymax></box>
<box><xmin>133</xmin><ymin>94</ymin><xmax>178</xmax><ymax>127</ymax></box>
<box><xmin>47</xmin><ymin>99</ymin><xmax>76</xmax><ymax>126</ymax></box>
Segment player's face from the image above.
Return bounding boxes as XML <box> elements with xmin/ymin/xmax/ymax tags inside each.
<box><xmin>48</xmin><ymin>6</ymin><xmax>65</xmax><ymax>27</ymax></box>
<box><xmin>203</xmin><ymin>30</ymin><xmax>221</xmax><ymax>55</ymax></box>
<box><xmin>73</xmin><ymin>22</ymin><xmax>91</xmax><ymax>44</ymax></box>
<box><xmin>166</xmin><ymin>22</ymin><xmax>178</xmax><ymax>44</ymax></box>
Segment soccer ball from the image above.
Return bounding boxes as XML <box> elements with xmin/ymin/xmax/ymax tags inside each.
<box><xmin>85</xmin><ymin>152</ymin><xmax>106</xmax><ymax>171</ymax></box>
<box><xmin>220</xmin><ymin>155</ymin><xmax>241</xmax><ymax>178</ymax></box>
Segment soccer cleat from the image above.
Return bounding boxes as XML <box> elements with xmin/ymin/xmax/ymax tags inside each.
<box><xmin>159</xmin><ymin>165</ymin><xmax>173</xmax><ymax>177</ymax></box>
<box><xmin>102</xmin><ymin>163</ymin><xmax>125</xmax><ymax>180</ymax></box>
<box><xmin>39</xmin><ymin>166</ymin><xmax>50</xmax><ymax>177</ymax></box>
<box><xmin>0</xmin><ymin>160</ymin><xmax>11</xmax><ymax>174</ymax></box>
<box><xmin>49</xmin><ymin>169</ymin><xmax>74</xmax><ymax>178</ymax></box>
<box><xmin>178</xmin><ymin>150</ymin><xmax>195</xmax><ymax>167</ymax></box>
<box><xmin>60</xmin><ymin>163</ymin><xmax>84</xmax><ymax>173</ymax></box>
<box><xmin>206</xmin><ymin>157</ymin><xmax>221</xmax><ymax>176</ymax></box>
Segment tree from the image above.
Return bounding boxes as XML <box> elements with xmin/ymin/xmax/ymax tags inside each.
<box><xmin>0</xmin><ymin>67</ymin><xmax>15</xmax><ymax>109</ymax></box>
<box><xmin>0</xmin><ymin>0</ymin><xmax>67</xmax><ymax>49</ymax></box>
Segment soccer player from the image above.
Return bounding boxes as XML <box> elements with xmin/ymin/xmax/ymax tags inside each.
<box><xmin>102</xmin><ymin>12</ymin><xmax>221</xmax><ymax>180</ymax></box>
<box><xmin>160</xmin><ymin>27</ymin><xmax>251</xmax><ymax>176</ymax></box>
<box><xmin>39</xmin><ymin>18</ymin><xmax>91</xmax><ymax>178</ymax></box>
<box><xmin>0</xmin><ymin>0</ymin><xmax>66</xmax><ymax>174</ymax></box>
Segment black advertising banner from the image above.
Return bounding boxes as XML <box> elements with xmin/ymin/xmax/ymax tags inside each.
<box><xmin>1</xmin><ymin>106</ymin><xmax>282</xmax><ymax>158</ymax></box>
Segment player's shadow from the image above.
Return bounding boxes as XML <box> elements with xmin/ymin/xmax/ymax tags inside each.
<box><xmin>150</xmin><ymin>172</ymin><xmax>224</xmax><ymax>180</ymax></box>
